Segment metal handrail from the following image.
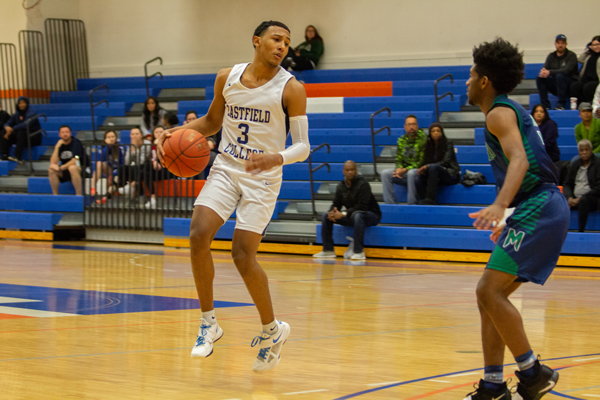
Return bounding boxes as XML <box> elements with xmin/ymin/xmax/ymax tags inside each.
<box><xmin>144</xmin><ymin>57</ymin><xmax>163</xmax><ymax>99</ymax></box>
<box><xmin>369</xmin><ymin>107</ymin><xmax>391</xmax><ymax>180</ymax></box>
<box><xmin>434</xmin><ymin>73</ymin><xmax>454</xmax><ymax>122</ymax></box>
<box><xmin>25</xmin><ymin>113</ymin><xmax>46</xmax><ymax>175</ymax></box>
<box><xmin>308</xmin><ymin>143</ymin><xmax>330</xmax><ymax>220</ymax></box>
<box><xmin>89</xmin><ymin>84</ymin><xmax>109</xmax><ymax>143</ymax></box>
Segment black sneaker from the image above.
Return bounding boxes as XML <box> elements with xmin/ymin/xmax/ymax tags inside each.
<box><xmin>514</xmin><ymin>360</ymin><xmax>559</xmax><ymax>400</ymax></box>
<box><xmin>553</xmin><ymin>106</ymin><xmax>565</xmax><ymax>110</ymax></box>
<box><xmin>464</xmin><ymin>379</ymin><xmax>511</xmax><ymax>399</ymax></box>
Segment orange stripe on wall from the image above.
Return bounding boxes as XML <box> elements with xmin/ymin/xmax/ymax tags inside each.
<box><xmin>303</xmin><ymin>81</ymin><xmax>392</xmax><ymax>98</ymax></box>
<box><xmin>0</xmin><ymin>89</ymin><xmax>51</xmax><ymax>99</ymax></box>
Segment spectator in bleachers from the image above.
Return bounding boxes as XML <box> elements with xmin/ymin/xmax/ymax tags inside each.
<box><xmin>281</xmin><ymin>25</ymin><xmax>324</xmax><ymax>71</ymax></box>
<box><xmin>116</xmin><ymin>127</ymin><xmax>151</xmax><ymax>198</ymax></box>
<box><xmin>143</xmin><ymin>125</ymin><xmax>172</xmax><ymax>209</ymax></box>
<box><xmin>313</xmin><ymin>160</ymin><xmax>381</xmax><ymax>260</ymax></box>
<box><xmin>141</xmin><ymin>96</ymin><xmax>167</xmax><ymax>137</ymax></box>
<box><xmin>48</xmin><ymin>125</ymin><xmax>83</xmax><ymax>196</ymax></box>
<box><xmin>532</xmin><ymin>104</ymin><xmax>560</xmax><ymax>162</ymax></box>
<box><xmin>535</xmin><ymin>34</ymin><xmax>578</xmax><ymax>110</ymax></box>
<box><xmin>162</xmin><ymin>111</ymin><xmax>179</xmax><ymax>130</ymax></box>
<box><xmin>0</xmin><ymin>103</ymin><xmax>10</xmax><ymax>159</ymax></box>
<box><xmin>563</xmin><ymin>139</ymin><xmax>600</xmax><ymax>232</ymax></box>
<box><xmin>185</xmin><ymin>110</ymin><xmax>198</xmax><ymax>124</ymax></box>
<box><xmin>570</xmin><ymin>36</ymin><xmax>600</xmax><ymax>107</ymax></box>
<box><xmin>0</xmin><ymin>96</ymin><xmax>41</xmax><ymax>163</ymax></box>
<box><xmin>574</xmin><ymin>102</ymin><xmax>600</xmax><ymax>157</ymax></box>
<box><xmin>416</xmin><ymin>123</ymin><xmax>460</xmax><ymax>205</ymax></box>
<box><xmin>91</xmin><ymin>130</ymin><xmax>123</xmax><ymax>203</ymax></box>
<box><xmin>381</xmin><ymin>115</ymin><xmax>426</xmax><ymax>204</ymax></box>
<box><xmin>531</xmin><ymin>104</ymin><xmax>570</xmax><ymax>184</ymax></box>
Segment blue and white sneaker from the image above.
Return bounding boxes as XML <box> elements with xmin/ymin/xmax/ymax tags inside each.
<box><xmin>191</xmin><ymin>318</ymin><xmax>224</xmax><ymax>358</ymax></box>
<box><xmin>251</xmin><ymin>320</ymin><xmax>291</xmax><ymax>373</ymax></box>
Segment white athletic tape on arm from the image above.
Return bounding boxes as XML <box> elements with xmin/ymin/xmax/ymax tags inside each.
<box><xmin>280</xmin><ymin>115</ymin><xmax>310</xmax><ymax>165</ymax></box>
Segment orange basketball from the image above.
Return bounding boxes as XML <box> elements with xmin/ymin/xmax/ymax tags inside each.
<box><xmin>162</xmin><ymin>129</ymin><xmax>211</xmax><ymax>178</ymax></box>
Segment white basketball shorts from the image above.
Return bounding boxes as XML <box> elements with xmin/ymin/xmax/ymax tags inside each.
<box><xmin>193</xmin><ymin>156</ymin><xmax>282</xmax><ymax>235</ymax></box>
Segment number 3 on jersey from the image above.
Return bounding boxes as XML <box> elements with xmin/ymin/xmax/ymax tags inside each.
<box><xmin>237</xmin><ymin>123</ymin><xmax>249</xmax><ymax>145</ymax></box>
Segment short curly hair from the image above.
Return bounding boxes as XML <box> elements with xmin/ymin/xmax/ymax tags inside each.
<box><xmin>253</xmin><ymin>21</ymin><xmax>290</xmax><ymax>48</ymax></box>
<box><xmin>473</xmin><ymin>38</ymin><xmax>524</xmax><ymax>95</ymax></box>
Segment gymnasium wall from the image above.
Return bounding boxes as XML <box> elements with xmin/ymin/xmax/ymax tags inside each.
<box><xmin>2</xmin><ymin>0</ymin><xmax>599</xmax><ymax>78</ymax></box>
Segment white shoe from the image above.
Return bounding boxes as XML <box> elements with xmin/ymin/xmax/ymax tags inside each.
<box><xmin>251</xmin><ymin>320</ymin><xmax>291</xmax><ymax>374</ymax></box>
<box><xmin>144</xmin><ymin>197</ymin><xmax>157</xmax><ymax>209</ymax></box>
<box><xmin>344</xmin><ymin>236</ymin><xmax>355</xmax><ymax>259</ymax></box>
<box><xmin>351</xmin><ymin>252</ymin><xmax>366</xmax><ymax>260</ymax></box>
<box><xmin>118</xmin><ymin>183</ymin><xmax>131</xmax><ymax>196</ymax></box>
<box><xmin>191</xmin><ymin>318</ymin><xmax>224</xmax><ymax>358</ymax></box>
<box><xmin>313</xmin><ymin>251</ymin><xmax>336</xmax><ymax>258</ymax></box>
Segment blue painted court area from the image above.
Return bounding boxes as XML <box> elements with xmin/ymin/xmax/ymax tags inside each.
<box><xmin>0</xmin><ymin>283</ymin><xmax>252</xmax><ymax>316</ymax></box>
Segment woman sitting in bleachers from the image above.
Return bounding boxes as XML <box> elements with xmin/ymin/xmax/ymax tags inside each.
<box><xmin>141</xmin><ymin>96</ymin><xmax>167</xmax><ymax>138</ymax></box>
<box><xmin>531</xmin><ymin>103</ymin><xmax>569</xmax><ymax>184</ymax></box>
<box><xmin>91</xmin><ymin>130</ymin><xmax>123</xmax><ymax>204</ymax></box>
<box><xmin>281</xmin><ymin>25</ymin><xmax>324</xmax><ymax>71</ymax></box>
<box><xmin>416</xmin><ymin>123</ymin><xmax>460</xmax><ymax>205</ymax></box>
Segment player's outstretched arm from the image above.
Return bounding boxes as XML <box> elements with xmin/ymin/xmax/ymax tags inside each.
<box><xmin>469</xmin><ymin>107</ymin><xmax>529</xmax><ymax>231</ymax></box>
<box><xmin>245</xmin><ymin>78</ymin><xmax>310</xmax><ymax>173</ymax></box>
<box><xmin>157</xmin><ymin>68</ymin><xmax>230</xmax><ymax>166</ymax></box>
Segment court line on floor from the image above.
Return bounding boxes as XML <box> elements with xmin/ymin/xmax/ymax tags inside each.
<box><xmin>0</xmin><ymin>299</ymin><xmax>475</xmax><ymax>334</ymax></box>
<box><xmin>333</xmin><ymin>355</ymin><xmax>600</xmax><ymax>399</ymax></box>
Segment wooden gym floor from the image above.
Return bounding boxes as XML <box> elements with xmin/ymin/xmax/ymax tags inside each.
<box><xmin>1</xmin><ymin>240</ymin><xmax>599</xmax><ymax>399</ymax></box>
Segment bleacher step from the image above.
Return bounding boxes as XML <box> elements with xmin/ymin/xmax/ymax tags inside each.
<box><xmin>0</xmin><ymin>176</ymin><xmax>28</xmax><ymax>192</ymax></box>
<box><xmin>158</xmin><ymin>88</ymin><xmax>206</xmax><ymax>102</ymax></box>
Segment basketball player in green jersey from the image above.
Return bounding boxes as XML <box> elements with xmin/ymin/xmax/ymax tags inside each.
<box><xmin>464</xmin><ymin>38</ymin><xmax>569</xmax><ymax>399</ymax></box>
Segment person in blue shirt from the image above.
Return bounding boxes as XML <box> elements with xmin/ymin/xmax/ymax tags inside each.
<box><xmin>464</xmin><ymin>38</ymin><xmax>568</xmax><ymax>400</ymax></box>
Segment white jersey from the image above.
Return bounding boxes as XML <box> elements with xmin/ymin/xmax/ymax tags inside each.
<box><xmin>218</xmin><ymin>63</ymin><xmax>293</xmax><ymax>178</ymax></box>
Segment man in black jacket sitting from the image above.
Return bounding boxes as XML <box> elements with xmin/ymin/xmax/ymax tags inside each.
<box><xmin>313</xmin><ymin>160</ymin><xmax>381</xmax><ymax>260</ymax></box>
<box><xmin>563</xmin><ymin>139</ymin><xmax>600</xmax><ymax>232</ymax></box>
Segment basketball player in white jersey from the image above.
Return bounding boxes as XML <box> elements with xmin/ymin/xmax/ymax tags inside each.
<box><xmin>157</xmin><ymin>21</ymin><xmax>309</xmax><ymax>373</ymax></box>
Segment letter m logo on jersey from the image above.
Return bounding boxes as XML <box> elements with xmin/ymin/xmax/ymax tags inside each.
<box><xmin>502</xmin><ymin>228</ymin><xmax>525</xmax><ymax>252</ymax></box>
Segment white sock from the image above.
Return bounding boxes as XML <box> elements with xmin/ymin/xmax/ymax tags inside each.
<box><xmin>262</xmin><ymin>320</ymin><xmax>278</xmax><ymax>334</ymax></box>
<box><xmin>202</xmin><ymin>310</ymin><xmax>217</xmax><ymax>325</ymax></box>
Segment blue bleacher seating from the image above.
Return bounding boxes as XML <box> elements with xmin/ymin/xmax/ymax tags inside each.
<box><xmin>475</xmin><ymin>127</ymin><xmax>577</xmax><ymax>146</ymax></box>
<box><xmin>343</xmin><ymin>96</ymin><xmax>462</xmax><ymax>113</ymax></box>
<box><xmin>0</xmin><ymin>211</ymin><xmax>63</xmax><ymax>231</ymax></box>
<box><xmin>0</xmin><ymin>160</ymin><xmax>17</xmax><ymax>176</ymax></box>
<box><xmin>9</xmin><ymin>145</ymin><xmax>47</xmax><ymax>161</ymax></box>
<box><xmin>394</xmin><ymin>184</ymin><xmax>496</xmax><ymax>205</ymax></box>
<box><xmin>50</xmin><ymin>89</ymin><xmax>159</xmax><ymax>104</ymax></box>
<box><xmin>77</xmin><ymin>74</ymin><xmax>217</xmax><ymax>91</ymax></box>
<box><xmin>33</xmin><ymin>102</ymin><xmax>128</xmax><ymax>117</ymax></box>
<box><xmin>0</xmin><ymin>194</ymin><xmax>83</xmax><ymax>212</ymax></box>
<box><xmin>308</xmin><ymin>111</ymin><xmax>435</xmax><ymax>129</ymax></box>
<box><xmin>41</xmin><ymin>117</ymin><xmax>104</xmax><ymax>132</ymax></box>
<box><xmin>315</xmin><ymin>225</ymin><xmax>599</xmax><ymax>255</ymax></box>
<box><xmin>28</xmin><ymin>177</ymin><xmax>77</xmax><ymax>195</ymax></box>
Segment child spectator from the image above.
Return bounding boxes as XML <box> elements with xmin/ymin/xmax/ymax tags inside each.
<box><xmin>116</xmin><ymin>127</ymin><xmax>151</xmax><ymax>198</ymax></box>
<box><xmin>91</xmin><ymin>130</ymin><xmax>123</xmax><ymax>203</ymax></box>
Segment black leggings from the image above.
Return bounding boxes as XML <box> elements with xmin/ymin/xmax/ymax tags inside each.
<box><xmin>0</xmin><ymin>129</ymin><xmax>42</xmax><ymax>160</ymax></box>
<box><xmin>570</xmin><ymin>80</ymin><xmax>599</xmax><ymax>105</ymax></box>
<box><xmin>577</xmin><ymin>193</ymin><xmax>600</xmax><ymax>232</ymax></box>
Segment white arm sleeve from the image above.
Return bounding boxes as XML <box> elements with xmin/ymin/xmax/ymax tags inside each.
<box><xmin>280</xmin><ymin>115</ymin><xmax>310</xmax><ymax>165</ymax></box>
<box><xmin>593</xmin><ymin>84</ymin><xmax>600</xmax><ymax>119</ymax></box>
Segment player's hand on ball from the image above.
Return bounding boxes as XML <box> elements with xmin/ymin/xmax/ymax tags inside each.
<box><xmin>469</xmin><ymin>203</ymin><xmax>505</xmax><ymax>231</ymax></box>
<box><xmin>156</xmin><ymin>129</ymin><xmax>173</xmax><ymax>167</ymax></box>
<box><xmin>245</xmin><ymin>153</ymin><xmax>283</xmax><ymax>174</ymax></box>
